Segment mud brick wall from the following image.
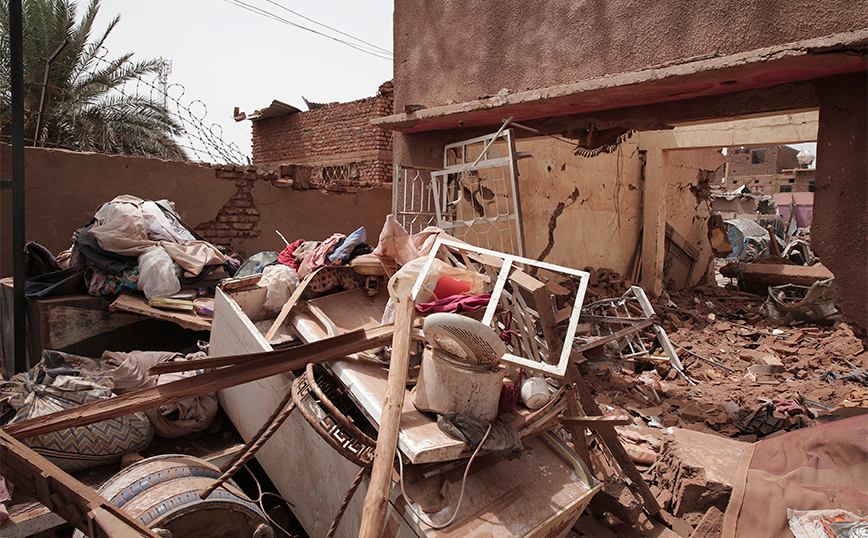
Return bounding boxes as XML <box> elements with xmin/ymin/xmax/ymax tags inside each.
<box><xmin>192</xmin><ymin>164</ymin><xmax>392</xmax><ymax>258</ymax></box>
<box><xmin>193</xmin><ymin>165</ymin><xmax>276</xmax><ymax>245</ymax></box>
<box><xmin>252</xmin><ymin>81</ymin><xmax>394</xmax><ymax>191</ymax></box>
<box><xmin>717</xmin><ymin>146</ymin><xmax>800</xmax><ymax>179</ymax></box>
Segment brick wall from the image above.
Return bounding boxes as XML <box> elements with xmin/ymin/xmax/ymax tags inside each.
<box><xmin>721</xmin><ymin>168</ymin><xmax>816</xmax><ymax>195</ymax></box>
<box><xmin>193</xmin><ymin>165</ymin><xmax>277</xmax><ymax>246</ymax></box>
<box><xmin>717</xmin><ymin>145</ymin><xmax>800</xmax><ymax>179</ymax></box>
<box><xmin>252</xmin><ymin>81</ymin><xmax>394</xmax><ymax>191</ymax></box>
<box><xmin>192</xmin><ymin>162</ymin><xmax>395</xmax><ymax>252</ymax></box>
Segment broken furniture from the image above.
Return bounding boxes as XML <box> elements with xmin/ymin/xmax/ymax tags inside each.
<box><xmin>720</xmin><ymin>261</ymin><xmax>835</xmax><ymax>295</ymax></box>
<box><xmin>410</xmin><ymin>236</ymin><xmax>590</xmax><ymax>377</ymax></box>
<box><xmin>211</xmin><ymin>272</ymin><xmax>598</xmax><ymax>538</ymax></box>
<box><xmin>0</xmin><ymin>278</ymin><xmax>207</xmax><ymax>375</ymax></box>
<box><xmin>577</xmin><ymin>286</ymin><xmax>689</xmax><ymax>382</ymax></box>
<box><xmin>0</xmin><ymin>430</ymin><xmax>161</xmax><ymax>538</ymax></box>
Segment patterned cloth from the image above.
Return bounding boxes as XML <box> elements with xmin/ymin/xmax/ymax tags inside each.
<box><xmin>0</xmin><ymin>352</ymin><xmax>153</xmax><ymax>472</ymax></box>
<box><xmin>86</xmin><ymin>263</ymin><xmax>139</xmax><ymax>296</ymax></box>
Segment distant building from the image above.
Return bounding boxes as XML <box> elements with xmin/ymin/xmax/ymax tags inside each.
<box><xmin>717</xmin><ymin>146</ymin><xmax>815</xmax><ymax>194</ymax></box>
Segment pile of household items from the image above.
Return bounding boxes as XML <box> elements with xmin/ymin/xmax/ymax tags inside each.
<box><xmin>1</xmin><ymin>204</ymin><xmax>865</xmax><ymax>538</ymax></box>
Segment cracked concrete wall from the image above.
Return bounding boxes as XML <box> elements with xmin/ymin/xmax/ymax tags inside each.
<box><xmin>516</xmin><ymin>136</ymin><xmax>644</xmax><ymax>275</ymax></box>
<box><xmin>664</xmin><ymin>149</ymin><xmax>725</xmax><ymax>287</ymax></box>
<box><xmin>515</xmin><ymin>137</ymin><xmax>719</xmax><ymax>286</ymax></box>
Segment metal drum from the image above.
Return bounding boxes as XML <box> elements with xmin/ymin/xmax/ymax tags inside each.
<box><xmin>73</xmin><ymin>454</ymin><xmax>273</xmax><ymax>538</ymax></box>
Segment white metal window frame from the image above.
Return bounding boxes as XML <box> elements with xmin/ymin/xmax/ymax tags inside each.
<box><xmin>410</xmin><ymin>237</ymin><xmax>590</xmax><ymax>378</ymax></box>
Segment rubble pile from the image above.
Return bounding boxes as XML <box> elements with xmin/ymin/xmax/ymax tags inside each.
<box><xmin>556</xmin><ymin>266</ymin><xmax>867</xmax><ymax>538</ymax></box>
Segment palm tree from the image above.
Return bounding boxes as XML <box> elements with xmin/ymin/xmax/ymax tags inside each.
<box><xmin>0</xmin><ymin>0</ymin><xmax>188</xmax><ymax>160</ymax></box>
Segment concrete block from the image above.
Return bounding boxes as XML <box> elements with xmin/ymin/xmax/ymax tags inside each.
<box><xmin>653</xmin><ymin>428</ymin><xmax>749</xmax><ymax>525</ymax></box>
<box><xmin>689</xmin><ymin>506</ymin><xmax>724</xmax><ymax>538</ymax></box>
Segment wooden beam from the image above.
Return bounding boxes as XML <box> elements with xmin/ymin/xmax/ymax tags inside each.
<box><xmin>566</xmin><ymin>363</ymin><xmax>661</xmax><ymax>516</ymax></box>
<box><xmin>359</xmin><ymin>296</ymin><xmax>415</xmax><ymax>538</ymax></box>
<box><xmin>0</xmin><ymin>430</ymin><xmax>160</xmax><ymax>538</ymax></box>
<box><xmin>561</xmin><ymin>415</ymin><xmax>633</xmax><ymax>427</ymax></box>
<box><xmin>264</xmin><ymin>267</ymin><xmax>320</xmax><ymax>342</ymax></box>
<box><xmin>4</xmin><ymin>324</ymin><xmax>395</xmax><ymax>440</ymax></box>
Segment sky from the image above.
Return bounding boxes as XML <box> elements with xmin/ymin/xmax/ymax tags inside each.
<box><xmin>90</xmin><ymin>2</ymin><xmax>815</xmax><ymax>165</ymax></box>
<box><xmin>94</xmin><ymin>0</ymin><xmax>394</xmax><ymax>163</ymax></box>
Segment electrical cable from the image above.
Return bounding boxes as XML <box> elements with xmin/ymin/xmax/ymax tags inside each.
<box><xmin>397</xmin><ymin>423</ymin><xmax>492</xmax><ymax>530</ymax></box>
<box><xmin>222</xmin><ymin>0</ymin><xmax>392</xmax><ymax>61</ymax></box>
<box><xmin>262</xmin><ymin>0</ymin><xmax>392</xmax><ymax>55</ymax></box>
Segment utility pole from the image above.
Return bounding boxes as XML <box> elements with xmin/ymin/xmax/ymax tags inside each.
<box><xmin>157</xmin><ymin>57</ymin><xmax>172</xmax><ymax>109</ymax></box>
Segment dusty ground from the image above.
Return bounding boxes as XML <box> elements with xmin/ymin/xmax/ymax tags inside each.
<box><xmin>581</xmin><ymin>277</ymin><xmax>865</xmax><ymax>441</ymax></box>
<box><xmin>561</xmin><ymin>267</ymin><xmax>867</xmax><ymax>537</ymax></box>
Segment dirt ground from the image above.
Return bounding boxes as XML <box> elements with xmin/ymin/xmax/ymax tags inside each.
<box><xmin>561</xmin><ymin>266</ymin><xmax>867</xmax><ymax>537</ymax></box>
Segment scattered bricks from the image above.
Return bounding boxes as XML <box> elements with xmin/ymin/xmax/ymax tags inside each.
<box><xmin>785</xmin><ymin>331</ymin><xmax>805</xmax><ymax>346</ymax></box>
<box><xmin>689</xmin><ymin>506</ymin><xmax>724</xmax><ymax>538</ymax></box>
<box><xmin>655</xmin><ymin>487</ymin><xmax>673</xmax><ymax>511</ymax></box>
<box><xmin>653</xmin><ymin>428</ymin><xmax>749</xmax><ymax>526</ymax></box>
<box><xmin>656</xmin><ymin>510</ymin><xmax>695</xmax><ymax>537</ymax></box>
<box><xmin>772</xmin><ymin>343</ymin><xmax>798</xmax><ymax>356</ymax></box>
<box><xmin>590</xmin><ymin>477</ymin><xmax>643</xmax><ymax>526</ymax></box>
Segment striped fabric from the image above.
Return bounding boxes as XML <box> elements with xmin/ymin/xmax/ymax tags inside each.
<box><xmin>8</xmin><ymin>375</ymin><xmax>153</xmax><ymax>472</ymax></box>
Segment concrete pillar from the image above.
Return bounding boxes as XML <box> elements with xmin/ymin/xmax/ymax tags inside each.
<box><xmin>812</xmin><ymin>73</ymin><xmax>868</xmax><ymax>331</ymax></box>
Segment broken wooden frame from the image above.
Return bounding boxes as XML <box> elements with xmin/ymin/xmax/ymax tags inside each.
<box><xmin>0</xmin><ymin>430</ymin><xmax>161</xmax><ymax>538</ymax></box>
<box><xmin>579</xmin><ymin>285</ymin><xmax>692</xmax><ymax>383</ymax></box>
<box><xmin>411</xmin><ymin>236</ymin><xmax>589</xmax><ymax>378</ymax></box>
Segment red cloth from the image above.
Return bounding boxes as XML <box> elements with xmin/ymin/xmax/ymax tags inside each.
<box><xmin>415</xmin><ymin>294</ymin><xmax>491</xmax><ymax>315</ymax></box>
<box><xmin>277</xmin><ymin>239</ymin><xmax>305</xmax><ymax>270</ymax></box>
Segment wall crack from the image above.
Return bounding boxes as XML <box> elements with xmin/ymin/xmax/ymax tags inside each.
<box><xmin>531</xmin><ymin>187</ymin><xmax>580</xmax><ymax>275</ymax></box>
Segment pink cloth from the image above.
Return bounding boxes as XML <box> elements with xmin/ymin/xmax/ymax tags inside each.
<box><xmin>771</xmin><ymin>398</ymin><xmax>808</xmax><ymax>416</ymax></box>
<box><xmin>298</xmin><ymin>234</ymin><xmax>345</xmax><ymax>277</ymax></box>
<box><xmin>372</xmin><ymin>215</ymin><xmax>443</xmax><ymax>265</ymax></box>
<box><xmin>415</xmin><ymin>294</ymin><xmax>492</xmax><ymax>314</ymax></box>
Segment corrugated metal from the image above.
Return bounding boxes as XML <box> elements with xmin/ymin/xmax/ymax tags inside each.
<box><xmin>249</xmin><ymin>100</ymin><xmax>300</xmax><ymax>121</ymax></box>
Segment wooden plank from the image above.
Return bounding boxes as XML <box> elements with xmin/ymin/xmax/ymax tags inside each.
<box><xmin>109</xmin><ymin>293</ymin><xmax>211</xmax><ymax>332</ymax></box>
<box><xmin>359</xmin><ymin>296</ymin><xmax>415</xmax><ymax>538</ymax></box>
<box><xmin>566</xmin><ymin>363</ymin><xmax>661</xmax><ymax>516</ymax></box>
<box><xmin>264</xmin><ymin>268</ymin><xmax>320</xmax><ymax>342</ymax></box>
<box><xmin>561</xmin><ymin>415</ymin><xmax>633</xmax><ymax>427</ymax></box>
<box><xmin>573</xmin><ymin>318</ymin><xmax>656</xmax><ymax>353</ymax></box>
<box><xmin>4</xmin><ymin>324</ymin><xmax>395</xmax><ymax>440</ymax></box>
<box><xmin>0</xmin><ymin>430</ymin><xmax>160</xmax><ymax>538</ymax></box>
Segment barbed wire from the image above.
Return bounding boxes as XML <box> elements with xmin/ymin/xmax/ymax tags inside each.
<box><xmin>90</xmin><ymin>46</ymin><xmax>250</xmax><ymax>165</ymax></box>
<box><xmin>4</xmin><ymin>45</ymin><xmax>250</xmax><ymax>165</ymax></box>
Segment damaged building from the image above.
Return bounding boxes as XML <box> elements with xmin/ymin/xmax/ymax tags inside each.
<box><xmin>0</xmin><ymin>1</ymin><xmax>867</xmax><ymax>538</ymax></box>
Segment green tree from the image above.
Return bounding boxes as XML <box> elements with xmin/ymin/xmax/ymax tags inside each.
<box><xmin>0</xmin><ymin>0</ymin><xmax>187</xmax><ymax>160</ymax></box>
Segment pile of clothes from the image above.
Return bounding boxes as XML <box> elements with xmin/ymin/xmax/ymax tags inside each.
<box><xmin>25</xmin><ymin>196</ymin><xmax>231</xmax><ymax>299</ymax></box>
<box><xmin>241</xmin><ymin>226</ymin><xmax>373</xmax><ymax>312</ymax></box>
